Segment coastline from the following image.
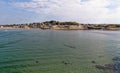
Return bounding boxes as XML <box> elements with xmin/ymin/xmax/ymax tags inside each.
<box><xmin>1</xmin><ymin>20</ymin><xmax>120</xmax><ymax>31</ymax></box>
<box><xmin>0</xmin><ymin>28</ymin><xmax>120</xmax><ymax>31</ymax></box>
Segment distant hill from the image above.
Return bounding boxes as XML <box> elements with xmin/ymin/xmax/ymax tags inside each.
<box><xmin>0</xmin><ymin>20</ymin><xmax>120</xmax><ymax>30</ymax></box>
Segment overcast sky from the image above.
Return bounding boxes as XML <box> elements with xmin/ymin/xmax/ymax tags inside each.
<box><xmin>0</xmin><ymin>0</ymin><xmax>120</xmax><ymax>24</ymax></box>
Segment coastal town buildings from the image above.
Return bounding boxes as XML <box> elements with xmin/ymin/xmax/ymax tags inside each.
<box><xmin>0</xmin><ymin>21</ymin><xmax>120</xmax><ymax>30</ymax></box>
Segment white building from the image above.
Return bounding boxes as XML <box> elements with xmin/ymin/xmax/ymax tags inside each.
<box><xmin>0</xmin><ymin>26</ymin><xmax>4</xmax><ymax>28</ymax></box>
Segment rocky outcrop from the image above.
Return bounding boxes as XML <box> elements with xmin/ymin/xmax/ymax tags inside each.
<box><xmin>95</xmin><ymin>56</ymin><xmax>120</xmax><ymax>73</ymax></box>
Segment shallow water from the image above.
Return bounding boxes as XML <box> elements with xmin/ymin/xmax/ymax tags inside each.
<box><xmin>0</xmin><ymin>29</ymin><xmax>120</xmax><ymax>73</ymax></box>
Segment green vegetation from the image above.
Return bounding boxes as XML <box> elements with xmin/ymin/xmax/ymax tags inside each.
<box><xmin>65</xmin><ymin>22</ymin><xmax>79</xmax><ymax>25</ymax></box>
<box><xmin>0</xmin><ymin>20</ymin><xmax>120</xmax><ymax>30</ymax></box>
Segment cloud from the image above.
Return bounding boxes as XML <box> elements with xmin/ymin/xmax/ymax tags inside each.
<box><xmin>14</xmin><ymin>0</ymin><xmax>120</xmax><ymax>23</ymax></box>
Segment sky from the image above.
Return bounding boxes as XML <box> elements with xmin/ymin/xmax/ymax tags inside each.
<box><xmin>0</xmin><ymin>0</ymin><xmax>120</xmax><ymax>24</ymax></box>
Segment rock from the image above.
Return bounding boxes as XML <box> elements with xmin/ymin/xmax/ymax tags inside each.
<box><xmin>95</xmin><ymin>63</ymin><xmax>120</xmax><ymax>71</ymax></box>
<box><xmin>95</xmin><ymin>65</ymin><xmax>106</xmax><ymax>70</ymax></box>
<box><xmin>104</xmin><ymin>64</ymin><xmax>117</xmax><ymax>70</ymax></box>
<box><xmin>95</xmin><ymin>56</ymin><xmax>120</xmax><ymax>73</ymax></box>
<box><xmin>62</xmin><ymin>61</ymin><xmax>72</xmax><ymax>65</ymax></box>
<box><xmin>91</xmin><ymin>61</ymin><xmax>96</xmax><ymax>64</ymax></box>
<box><xmin>112</xmin><ymin>57</ymin><xmax>120</xmax><ymax>61</ymax></box>
<box><xmin>35</xmin><ymin>61</ymin><xmax>39</xmax><ymax>63</ymax></box>
<box><xmin>98</xmin><ymin>55</ymin><xmax>104</xmax><ymax>58</ymax></box>
<box><xmin>64</xmin><ymin>44</ymin><xmax>76</xmax><ymax>49</ymax></box>
<box><xmin>62</xmin><ymin>61</ymin><xmax>68</xmax><ymax>65</ymax></box>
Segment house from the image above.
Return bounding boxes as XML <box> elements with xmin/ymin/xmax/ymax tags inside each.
<box><xmin>0</xmin><ymin>26</ymin><xmax>4</xmax><ymax>28</ymax></box>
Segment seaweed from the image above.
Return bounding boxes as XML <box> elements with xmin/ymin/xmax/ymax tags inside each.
<box><xmin>64</xmin><ymin>44</ymin><xmax>76</xmax><ymax>49</ymax></box>
<box><xmin>62</xmin><ymin>61</ymin><xmax>68</xmax><ymax>65</ymax></box>
<box><xmin>61</xmin><ymin>59</ymin><xmax>72</xmax><ymax>65</ymax></box>
<box><xmin>98</xmin><ymin>55</ymin><xmax>104</xmax><ymax>58</ymax></box>
<box><xmin>61</xmin><ymin>61</ymin><xmax>72</xmax><ymax>65</ymax></box>
<box><xmin>112</xmin><ymin>57</ymin><xmax>120</xmax><ymax>61</ymax></box>
<box><xmin>95</xmin><ymin>65</ymin><xmax>106</xmax><ymax>70</ymax></box>
<box><xmin>95</xmin><ymin>56</ymin><xmax>120</xmax><ymax>73</ymax></box>
<box><xmin>35</xmin><ymin>61</ymin><xmax>39</xmax><ymax>63</ymax></box>
<box><xmin>91</xmin><ymin>61</ymin><xmax>96</xmax><ymax>64</ymax></box>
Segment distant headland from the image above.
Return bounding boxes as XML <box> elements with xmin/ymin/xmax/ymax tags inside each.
<box><xmin>0</xmin><ymin>20</ymin><xmax>120</xmax><ymax>30</ymax></box>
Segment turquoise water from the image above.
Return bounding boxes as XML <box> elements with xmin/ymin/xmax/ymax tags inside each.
<box><xmin>0</xmin><ymin>30</ymin><xmax>120</xmax><ymax>73</ymax></box>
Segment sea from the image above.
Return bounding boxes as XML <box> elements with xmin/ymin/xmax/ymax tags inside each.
<box><xmin>0</xmin><ymin>29</ymin><xmax>120</xmax><ymax>73</ymax></box>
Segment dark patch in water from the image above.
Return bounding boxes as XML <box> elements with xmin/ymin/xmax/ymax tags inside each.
<box><xmin>62</xmin><ymin>61</ymin><xmax>72</xmax><ymax>65</ymax></box>
<box><xmin>95</xmin><ymin>65</ymin><xmax>106</xmax><ymax>70</ymax></box>
<box><xmin>95</xmin><ymin>63</ymin><xmax>120</xmax><ymax>72</ymax></box>
<box><xmin>64</xmin><ymin>44</ymin><xmax>76</xmax><ymax>49</ymax></box>
<box><xmin>62</xmin><ymin>61</ymin><xmax>68</xmax><ymax>65</ymax></box>
<box><xmin>61</xmin><ymin>59</ymin><xmax>72</xmax><ymax>65</ymax></box>
<box><xmin>35</xmin><ymin>61</ymin><xmax>39</xmax><ymax>63</ymax></box>
<box><xmin>95</xmin><ymin>56</ymin><xmax>120</xmax><ymax>73</ymax></box>
<box><xmin>98</xmin><ymin>55</ymin><xmax>104</xmax><ymax>58</ymax></box>
<box><xmin>91</xmin><ymin>61</ymin><xmax>96</xmax><ymax>64</ymax></box>
<box><xmin>112</xmin><ymin>57</ymin><xmax>120</xmax><ymax>61</ymax></box>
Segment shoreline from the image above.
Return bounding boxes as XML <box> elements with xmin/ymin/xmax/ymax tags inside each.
<box><xmin>1</xmin><ymin>21</ymin><xmax>120</xmax><ymax>31</ymax></box>
<box><xmin>0</xmin><ymin>28</ymin><xmax>120</xmax><ymax>31</ymax></box>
